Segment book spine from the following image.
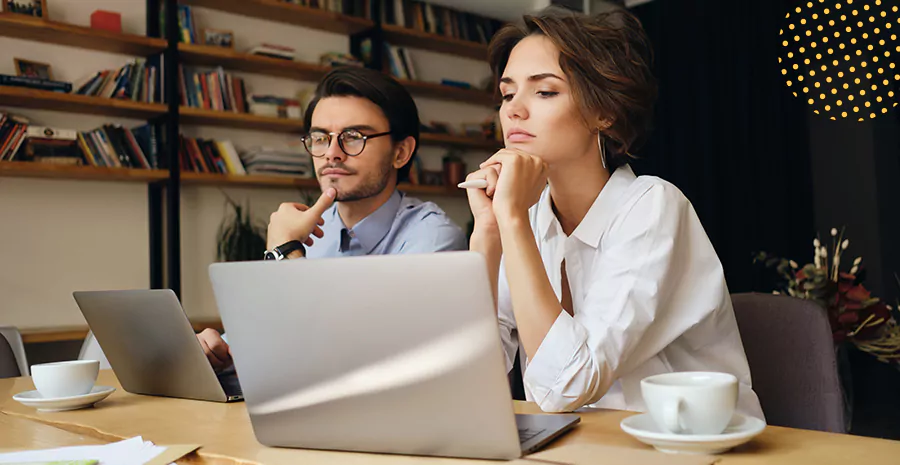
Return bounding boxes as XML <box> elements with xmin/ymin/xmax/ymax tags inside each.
<box><xmin>123</xmin><ymin>127</ymin><xmax>151</xmax><ymax>169</ymax></box>
<box><xmin>83</xmin><ymin>131</ymin><xmax>105</xmax><ymax>167</ymax></box>
<box><xmin>94</xmin><ymin>128</ymin><xmax>122</xmax><ymax>167</ymax></box>
<box><xmin>76</xmin><ymin>132</ymin><xmax>98</xmax><ymax>166</ymax></box>
<box><xmin>106</xmin><ymin>125</ymin><xmax>134</xmax><ymax>168</ymax></box>
<box><xmin>7</xmin><ymin>126</ymin><xmax>29</xmax><ymax>161</ymax></box>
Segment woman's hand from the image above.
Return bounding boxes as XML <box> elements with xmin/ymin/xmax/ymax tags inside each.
<box><xmin>481</xmin><ymin>149</ymin><xmax>548</xmax><ymax>225</ymax></box>
<box><xmin>463</xmin><ymin>164</ymin><xmax>501</xmax><ymax>231</ymax></box>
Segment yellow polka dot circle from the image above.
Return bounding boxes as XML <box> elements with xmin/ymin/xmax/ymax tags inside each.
<box><xmin>780</xmin><ymin>0</ymin><xmax>900</xmax><ymax>120</ymax></box>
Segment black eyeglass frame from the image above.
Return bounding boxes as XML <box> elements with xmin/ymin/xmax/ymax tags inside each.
<box><xmin>301</xmin><ymin>130</ymin><xmax>393</xmax><ymax>157</ymax></box>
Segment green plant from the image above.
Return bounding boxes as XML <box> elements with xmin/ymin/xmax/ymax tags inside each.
<box><xmin>216</xmin><ymin>195</ymin><xmax>267</xmax><ymax>262</ymax></box>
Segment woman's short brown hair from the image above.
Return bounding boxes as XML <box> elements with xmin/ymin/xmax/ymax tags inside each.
<box><xmin>488</xmin><ymin>7</ymin><xmax>657</xmax><ymax>167</ymax></box>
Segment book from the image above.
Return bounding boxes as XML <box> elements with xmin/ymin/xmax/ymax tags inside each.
<box><xmin>26</xmin><ymin>126</ymin><xmax>77</xmax><ymax>141</ymax></box>
<box><xmin>0</xmin><ymin>74</ymin><xmax>72</xmax><ymax>93</ymax></box>
<box><xmin>248</xmin><ymin>44</ymin><xmax>296</xmax><ymax>60</ymax></box>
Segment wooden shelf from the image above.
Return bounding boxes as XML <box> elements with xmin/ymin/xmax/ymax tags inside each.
<box><xmin>381</xmin><ymin>24</ymin><xmax>489</xmax><ymax>61</ymax></box>
<box><xmin>420</xmin><ymin>133</ymin><xmax>500</xmax><ymax>151</ymax></box>
<box><xmin>179</xmin><ymin>109</ymin><xmax>499</xmax><ymax>150</ymax></box>
<box><xmin>181</xmin><ymin>171</ymin><xmax>464</xmax><ymax>196</ymax></box>
<box><xmin>20</xmin><ymin>319</ymin><xmax>223</xmax><ymax>344</ymax></box>
<box><xmin>0</xmin><ymin>161</ymin><xmax>168</xmax><ymax>183</ymax></box>
<box><xmin>398</xmin><ymin>79</ymin><xmax>496</xmax><ymax>106</ymax></box>
<box><xmin>179</xmin><ymin>107</ymin><xmax>305</xmax><ymax>133</ymax></box>
<box><xmin>179</xmin><ymin>43</ymin><xmax>330</xmax><ymax>82</ymax></box>
<box><xmin>180</xmin><ymin>0</ymin><xmax>374</xmax><ymax>35</ymax></box>
<box><xmin>0</xmin><ymin>14</ymin><xmax>166</xmax><ymax>56</ymax></box>
<box><xmin>0</xmin><ymin>86</ymin><xmax>167</xmax><ymax>120</ymax></box>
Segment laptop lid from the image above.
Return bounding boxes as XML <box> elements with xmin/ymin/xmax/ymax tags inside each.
<box><xmin>73</xmin><ymin>289</ymin><xmax>231</xmax><ymax>402</ymax></box>
<box><xmin>208</xmin><ymin>252</ymin><xmax>525</xmax><ymax>459</ymax></box>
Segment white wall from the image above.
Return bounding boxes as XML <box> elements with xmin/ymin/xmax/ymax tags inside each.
<box><xmin>0</xmin><ymin>0</ymin><xmax>492</xmax><ymax>328</ymax></box>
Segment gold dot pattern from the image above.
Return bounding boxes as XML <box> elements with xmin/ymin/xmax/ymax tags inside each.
<box><xmin>781</xmin><ymin>0</ymin><xmax>900</xmax><ymax>120</ymax></box>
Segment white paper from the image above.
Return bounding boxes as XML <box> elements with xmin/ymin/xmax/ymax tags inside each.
<box><xmin>0</xmin><ymin>436</ymin><xmax>168</xmax><ymax>465</ymax></box>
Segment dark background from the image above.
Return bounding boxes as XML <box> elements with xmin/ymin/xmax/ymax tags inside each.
<box><xmin>631</xmin><ymin>0</ymin><xmax>900</xmax><ymax>438</ymax></box>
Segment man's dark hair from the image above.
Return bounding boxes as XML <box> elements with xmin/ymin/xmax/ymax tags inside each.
<box><xmin>304</xmin><ymin>67</ymin><xmax>419</xmax><ymax>182</ymax></box>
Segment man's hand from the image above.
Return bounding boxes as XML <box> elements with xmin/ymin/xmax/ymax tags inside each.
<box><xmin>267</xmin><ymin>188</ymin><xmax>337</xmax><ymax>255</ymax></box>
<box><xmin>197</xmin><ymin>328</ymin><xmax>233</xmax><ymax>373</ymax></box>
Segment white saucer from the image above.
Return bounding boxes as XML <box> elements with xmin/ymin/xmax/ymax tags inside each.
<box><xmin>12</xmin><ymin>386</ymin><xmax>116</xmax><ymax>412</ymax></box>
<box><xmin>620</xmin><ymin>412</ymin><xmax>766</xmax><ymax>455</ymax></box>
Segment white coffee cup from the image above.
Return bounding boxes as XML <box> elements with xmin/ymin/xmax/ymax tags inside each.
<box><xmin>31</xmin><ymin>360</ymin><xmax>100</xmax><ymax>399</ymax></box>
<box><xmin>641</xmin><ymin>371</ymin><xmax>738</xmax><ymax>435</ymax></box>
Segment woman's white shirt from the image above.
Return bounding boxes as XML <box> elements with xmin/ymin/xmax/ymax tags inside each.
<box><xmin>497</xmin><ymin>164</ymin><xmax>764</xmax><ymax>418</ymax></box>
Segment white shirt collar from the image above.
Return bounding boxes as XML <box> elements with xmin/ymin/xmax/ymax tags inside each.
<box><xmin>536</xmin><ymin>164</ymin><xmax>638</xmax><ymax>248</ymax></box>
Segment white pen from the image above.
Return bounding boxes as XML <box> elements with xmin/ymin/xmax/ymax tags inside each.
<box><xmin>457</xmin><ymin>179</ymin><xmax>489</xmax><ymax>189</ymax></box>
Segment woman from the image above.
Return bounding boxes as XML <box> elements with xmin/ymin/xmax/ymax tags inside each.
<box><xmin>465</xmin><ymin>7</ymin><xmax>764</xmax><ymax>417</ymax></box>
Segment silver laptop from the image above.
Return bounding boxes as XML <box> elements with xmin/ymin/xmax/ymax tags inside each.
<box><xmin>73</xmin><ymin>289</ymin><xmax>243</xmax><ymax>403</ymax></box>
<box><xmin>208</xmin><ymin>252</ymin><xmax>579</xmax><ymax>460</ymax></box>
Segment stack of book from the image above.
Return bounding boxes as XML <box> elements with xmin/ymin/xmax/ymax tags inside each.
<box><xmin>248</xmin><ymin>44</ymin><xmax>296</xmax><ymax>61</ymax></box>
<box><xmin>76</xmin><ymin>124</ymin><xmax>160</xmax><ymax>169</ymax></box>
<box><xmin>0</xmin><ymin>113</ymin><xmax>30</xmax><ymax>161</ymax></box>
<box><xmin>18</xmin><ymin>126</ymin><xmax>83</xmax><ymax>165</ymax></box>
<box><xmin>240</xmin><ymin>146</ymin><xmax>313</xmax><ymax>177</ymax></box>
<box><xmin>279</xmin><ymin>0</ymin><xmax>374</xmax><ymax>19</ymax></box>
<box><xmin>180</xmin><ymin>66</ymin><xmax>249</xmax><ymax>113</ymax></box>
<box><xmin>0</xmin><ymin>74</ymin><xmax>72</xmax><ymax>93</ymax></box>
<box><xmin>178</xmin><ymin>136</ymin><xmax>246</xmax><ymax>175</ymax></box>
<box><xmin>71</xmin><ymin>60</ymin><xmax>159</xmax><ymax>103</ymax></box>
<box><xmin>380</xmin><ymin>0</ymin><xmax>503</xmax><ymax>44</ymax></box>
<box><xmin>384</xmin><ymin>44</ymin><xmax>417</xmax><ymax>80</ymax></box>
<box><xmin>248</xmin><ymin>95</ymin><xmax>303</xmax><ymax>119</ymax></box>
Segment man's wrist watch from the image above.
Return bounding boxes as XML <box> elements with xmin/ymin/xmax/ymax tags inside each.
<box><xmin>263</xmin><ymin>240</ymin><xmax>305</xmax><ymax>260</ymax></box>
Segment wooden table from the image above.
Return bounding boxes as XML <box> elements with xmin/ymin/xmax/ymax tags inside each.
<box><xmin>3</xmin><ymin>371</ymin><xmax>900</xmax><ymax>464</ymax></box>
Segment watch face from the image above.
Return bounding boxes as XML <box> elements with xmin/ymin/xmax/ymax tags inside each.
<box><xmin>264</xmin><ymin>251</ymin><xmax>277</xmax><ymax>260</ymax></box>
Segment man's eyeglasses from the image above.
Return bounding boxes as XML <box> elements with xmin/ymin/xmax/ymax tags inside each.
<box><xmin>301</xmin><ymin>129</ymin><xmax>392</xmax><ymax>158</ymax></box>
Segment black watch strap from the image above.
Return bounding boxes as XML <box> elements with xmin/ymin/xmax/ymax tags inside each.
<box><xmin>264</xmin><ymin>240</ymin><xmax>305</xmax><ymax>260</ymax></box>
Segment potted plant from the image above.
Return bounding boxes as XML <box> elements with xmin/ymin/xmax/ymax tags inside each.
<box><xmin>216</xmin><ymin>195</ymin><xmax>267</xmax><ymax>262</ymax></box>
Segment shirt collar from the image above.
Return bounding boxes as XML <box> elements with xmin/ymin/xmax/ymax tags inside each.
<box><xmin>537</xmin><ymin>164</ymin><xmax>637</xmax><ymax>248</ymax></box>
<box><xmin>336</xmin><ymin>190</ymin><xmax>403</xmax><ymax>254</ymax></box>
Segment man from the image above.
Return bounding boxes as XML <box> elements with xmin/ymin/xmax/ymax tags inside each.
<box><xmin>197</xmin><ymin>67</ymin><xmax>467</xmax><ymax>371</ymax></box>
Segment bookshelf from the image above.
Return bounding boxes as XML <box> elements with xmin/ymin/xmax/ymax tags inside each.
<box><xmin>0</xmin><ymin>14</ymin><xmax>167</xmax><ymax>56</ymax></box>
<box><xmin>2</xmin><ymin>0</ymin><xmax>502</xmax><ymax>302</ymax></box>
<box><xmin>179</xmin><ymin>0</ymin><xmax>374</xmax><ymax>35</ymax></box>
<box><xmin>178</xmin><ymin>43</ymin><xmax>496</xmax><ymax>107</ymax></box>
<box><xmin>179</xmin><ymin>43</ymin><xmax>330</xmax><ymax>82</ymax></box>
<box><xmin>0</xmin><ymin>86</ymin><xmax>167</xmax><ymax>120</ymax></box>
<box><xmin>181</xmin><ymin>171</ymin><xmax>465</xmax><ymax>197</ymax></box>
<box><xmin>0</xmin><ymin>161</ymin><xmax>168</xmax><ymax>183</ymax></box>
<box><xmin>381</xmin><ymin>24</ymin><xmax>489</xmax><ymax>61</ymax></box>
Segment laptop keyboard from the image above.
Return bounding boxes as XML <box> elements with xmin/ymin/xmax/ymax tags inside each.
<box><xmin>518</xmin><ymin>427</ymin><xmax>546</xmax><ymax>444</ymax></box>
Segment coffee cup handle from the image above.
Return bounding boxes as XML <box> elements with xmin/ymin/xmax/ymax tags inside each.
<box><xmin>663</xmin><ymin>398</ymin><xmax>684</xmax><ymax>434</ymax></box>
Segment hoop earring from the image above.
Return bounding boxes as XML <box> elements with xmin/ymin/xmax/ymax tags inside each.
<box><xmin>598</xmin><ymin>131</ymin><xmax>607</xmax><ymax>170</ymax></box>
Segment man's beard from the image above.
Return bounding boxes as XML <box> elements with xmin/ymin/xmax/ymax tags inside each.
<box><xmin>319</xmin><ymin>162</ymin><xmax>392</xmax><ymax>202</ymax></box>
